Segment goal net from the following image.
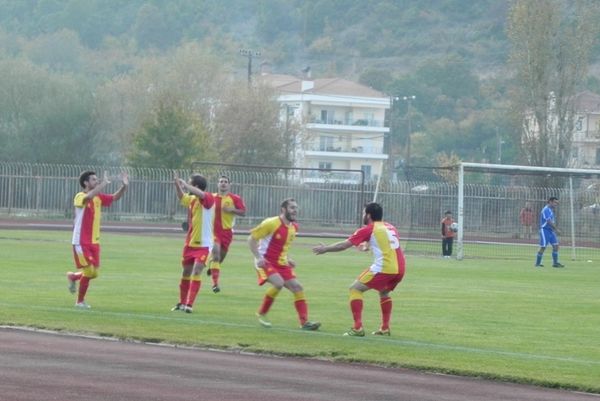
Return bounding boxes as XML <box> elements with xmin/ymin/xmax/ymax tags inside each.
<box><xmin>455</xmin><ymin>162</ymin><xmax>600</xmax><ymax>261</ymax></box>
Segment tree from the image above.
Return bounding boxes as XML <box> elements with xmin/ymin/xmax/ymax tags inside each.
<box><xmin>127</xmin><ymin>93</ymin><xmax>213</xmax><ymax>169</ymax></box>
<box><xmin>507</xmin><ymin>0</ymin><xmax>599</xmax><ymax>170</ymax></box>
<box><xmin>211</xmin><ymin>83</ymin><xmax>292</xmax><ymax>166</ymax></box>
<box><xmin>0</xmin><ymin>58</ymin><xmax>98</xmax><ymax>164</ymax></box>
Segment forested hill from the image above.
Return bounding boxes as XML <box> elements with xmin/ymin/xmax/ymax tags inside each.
<box><xmin>0</xmin><ymin>0</ymin><xmax>510</xmax><ymax>77</ymax></box>
<box><xmin>1</xmin><ymin>1</ymin><xmax>599</xmax><ymax>169</ymax></box>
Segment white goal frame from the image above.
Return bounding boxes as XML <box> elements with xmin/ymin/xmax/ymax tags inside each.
<box><xmin>457</xmin><ymin>162</ymin><xmax>600</xmax><ymax>260</ymax></box>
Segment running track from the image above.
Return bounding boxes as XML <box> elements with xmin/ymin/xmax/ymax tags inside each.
<box><xmin>1</xmin><ymin>327</ymin><xmax>598</xmax><ymax>401</ymax></box>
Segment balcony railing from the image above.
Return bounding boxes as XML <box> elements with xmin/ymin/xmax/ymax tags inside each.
<box><xmin>308</xmin><ymin>117</ymin><xmax>384</xmax><ymax>127</ymax></box>
<box><xmin>304</xmin><ymin>144</ymin><xmax>384</xmax><ymax>154</ymax></box>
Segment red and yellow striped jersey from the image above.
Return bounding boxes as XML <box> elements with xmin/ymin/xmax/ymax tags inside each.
<box><xmin>348</xmin><ymin>221</ymin><xmax>405</xmax><ymax>275</ymax></box>
<box><xmin>182</xmin><ymin>193</ymin><xmax>215</xmax><ymax>248</ymax></box>
<box><xmin>72</xmin><ymin>192</ymin><xmax>114</xmax><ymax>245</ymax></box>
<box><xmin>213</xmin><ymin>192</ymin><xmax>246</xmax><ymax>231</ymax></box>
<box><xmin>250</xmin><ymin>216</ymin><xmax>297</xmax><ymax>266</ymax></box>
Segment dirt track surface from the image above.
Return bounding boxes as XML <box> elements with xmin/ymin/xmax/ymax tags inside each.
<box><xmin>1</xmin><ymin>328</ymin><xmax>598</xmax><ymax>401</ymax></box>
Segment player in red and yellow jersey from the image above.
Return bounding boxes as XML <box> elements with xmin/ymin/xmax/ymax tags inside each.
<box><xmin>313</xmin><ymin>202</ymin><xmax>405</xmax><ymax>337</ymax></box>
<box><xmin>248</xmin><ymin>198</ymin><xmax>321</xmax><ymax>331</ymax></box>
<box><xmin>207</xmin><ymin>175</ymin><xmax>246</xmax><ymax>293</ymax></box>
<box><xmin>171</xmin><ymin>173</ymin><xmax>215</xmax><ymax>314</ymax></box>
<box><xmin>67</xmin><ymin>170</ymin><xmax>128</xmax><ymax>309</ymax></box>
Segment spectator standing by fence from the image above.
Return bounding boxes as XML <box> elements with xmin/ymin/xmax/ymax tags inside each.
<box><xmin>67</xmin><ymin>171</ymin><xmax>128</xmax><ymax>308</ymax></box>
<box><xmin>519</xmin><ymin>201</ymin><xmax>535</xmax><ymax>239</ymax></box>
<box><xmin>441</xmin><ymin>210</ymin><xmax>455</xmax><ymax>258</ymax></box>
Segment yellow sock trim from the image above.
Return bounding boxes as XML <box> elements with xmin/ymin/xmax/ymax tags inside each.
<box><xmin>349</xmin><ymin>289</ymin><xmax>363</xmax><ymax>301</ymax></box>
<box><xmin>266</xmin><ymin>287</ymin><xmax>281</xmax><ymax>298</ymax></box>
<box><xmin>211</xmin><ymin>262</ymin><xmax>221</xmax><ymax>271</ymax></box>
<box><xmin>293</xmin><ymin>291</ymin><xmax>306</xmax><ymax>302</ymax></box>
<box><xmin>191</xmin><ymin>275</ymin><xmax>201</xmax><ymax>282</ymax></box>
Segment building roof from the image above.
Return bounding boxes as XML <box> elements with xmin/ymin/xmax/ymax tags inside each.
<box><xmin>260</xmin><ymin>73</ymin><xmax>387</xmax><ymax>98</ymax></box>
<box><xmin>574</xmin><ymin>90</ymin><xmax>600</xmax><ymax>112</ymax></box>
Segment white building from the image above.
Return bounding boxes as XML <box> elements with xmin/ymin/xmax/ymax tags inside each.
<box><xmin>261</xmin><ymin>73</ymin><xmax>390</xmax><ymax>182</ymax></box>
<box><xmin>571</xmin><ymin>91</ymin><xmax>600</xmax><ymax>168</ymax></box>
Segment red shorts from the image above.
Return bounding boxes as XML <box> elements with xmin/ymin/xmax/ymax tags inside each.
<box><xmin>255</xmin><ymin>261</ymin><xmax>296</xmax><ymax>286</ymax></box>
<box><xmin>182</xmin><ymin>246</ymin><xmax>210</xmax><ymax>266</ymax></box>
<box><xmin>73</xmin><ymin>244</ymin><xmax>100</xmax><ymax>268</ymax></box>
<box><xmin>357</xmin><ymin>269</ymin><xmax>404</xmax><ymax>292</ymax></box>
<box><xmin>214</xmin><ymin>229</ymin><xmax>233</xmax><ymax>253</ymax></box>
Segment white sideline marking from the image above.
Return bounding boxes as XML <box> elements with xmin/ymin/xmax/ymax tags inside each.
<box><xmin>1</xmin><ymin>302</ymin><xmax>598</xmax><ymax>367</ymax></box>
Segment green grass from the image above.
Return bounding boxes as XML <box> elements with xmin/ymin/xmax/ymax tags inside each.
<box><xmin>1</xmin><ymin>229</ymin><xmax>599</xmax><ymax>393</ymax></box>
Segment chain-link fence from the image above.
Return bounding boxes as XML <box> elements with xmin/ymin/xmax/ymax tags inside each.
<box><xmin>1</xmin><ymin>162</ymin><xmax>598</xmax><ymax>260</ymax></box>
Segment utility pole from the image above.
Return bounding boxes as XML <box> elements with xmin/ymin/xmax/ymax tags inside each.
<box><xmin>239</xmin><ymin>49</ymin><xmax>261</xmax><ymax>87</ymax></box>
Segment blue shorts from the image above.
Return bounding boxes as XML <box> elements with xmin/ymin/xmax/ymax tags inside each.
<box><xmin>539</xmin><ymin>229</ymin><xmax>558</xmax><ymax>247</ymax></box>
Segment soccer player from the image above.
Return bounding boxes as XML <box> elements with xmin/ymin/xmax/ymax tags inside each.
<box><xmin>171</xmin><ymin>173</ymin><xmax>215</xmax><ymax>313</ymax></box>
<box><xmin>66</xmin><ymin>171</ymin><xmax>128</xmax><ymax>308</ymax></box>
<box><xmin>535</xmin><ymin>196</ymin><xmax>565</xmax><ymax>268</ymax></box>
<box><xmin>206</xmin><ymin>175</ymin><xmax>246</xmax><ymax>293</ymax></box>
<box><xmin>247</xmin><ymin>198</ymin><xmax>321</xmax><ymax>331</ymax></box>
<box><xmin>440</xmin><ymin>210</ymin><xmax>455</xmax><ymax>258</ymax></box>
<box><xmin>313</xmin><ymin>202</ymin><xmax>405</xmax><ymax>337</ymax></box>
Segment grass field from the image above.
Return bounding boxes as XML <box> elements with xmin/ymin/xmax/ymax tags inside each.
<box><xmin>1</xmin><ymin>228</ymin><xmax>599</xmax><ymax>393</ymax></box>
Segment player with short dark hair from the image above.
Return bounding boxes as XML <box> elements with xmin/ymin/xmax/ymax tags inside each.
<box><xmin>171</xmin><ymin>173</ymin><xmax>215</xmax><ymax>313</ymax></box>
<box><xmin>535</xmin><ymin>197</ymin><xmax>564</xmax><ymax>268</ymax></box>
<box><xmin>313</xmin><ymin>202</ymin><xmax>406</xmax><ymax>337</ymax></box>
<box><xmin>206</xmin><ymin>175</ymin><xmax>246</xmax><ymax>293</ymax></box>
<box><xmin>67</xmin><ymin>170</ymin><xmax>128</xmax><ymax>308</ymax></box>
<box><xmin>248</xmin><ymin>198</ymin><xmax>321</xmax><ymax>331</ymax></box>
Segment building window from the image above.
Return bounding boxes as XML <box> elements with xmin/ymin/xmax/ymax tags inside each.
<box><xmin>576</xmin><ymin>117</ymin><xmax>583</xmax><ymax>131</ymax></box>
<box><xmin>319</xmin><ymin>162</ymin><xmax>332</xmax><ymax>170</ymax></box>
<box><xmin>361</xmin><ymin>164</ymin><xmax>372</xmax><ymax>179</ymax></box>
<box><xmin>319</xmin><ymin>136</ymin><xmax>334</xmax><ymax>151</ymax></box>
<box><xmin>320</xmin><ymin>110</ymin><xmax>335</xmax><ymax>124</ymax></box>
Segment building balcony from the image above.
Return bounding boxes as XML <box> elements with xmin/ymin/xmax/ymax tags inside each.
<box><xmin>302</xmin><ymin>144</ymin><xmax>388</xmax><ymax>160</ymax></box>
<box><xmin>304</xmin><ymin>144</ymin><xmax>384</xmax><ymax>154</ymax></box>
<box><xmin>308</xmin><ymin>116</ymin><xmax>384</xmax><ymax>127</ymax></box>
<box><xmin>307</xmin><ymin>116</ymin><xmax>386</xmax><ymax>129</ymax></box>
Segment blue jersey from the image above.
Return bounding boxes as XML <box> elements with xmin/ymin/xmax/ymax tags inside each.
<box><xmin>540</xmin><ymin>205</ymin><xmax>555</xmax><ymax>231</ymax></box>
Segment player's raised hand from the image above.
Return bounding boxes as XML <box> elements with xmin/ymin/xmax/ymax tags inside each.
<box><xmin>120</xmin><ymin>172</ymin><xmax>129</xmax><ymax>186</ymax></box>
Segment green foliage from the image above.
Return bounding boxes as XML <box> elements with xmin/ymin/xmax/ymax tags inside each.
<box><xmin>1</xmin><ymin>229</ymin><xmax>600</xmax><ymax>392</ymax></box>
<box><xmin>211</xmin><ymin>84</ymin><xmax>292</xmax><ymax>166</ymax></box>
<box><xmin>0</xmin><ymin>58</ymin><xmax>98</xmax><ymax>164</ymax></box>
<box><xmin>507</xmin><ymin>0</ymin><xmax>600</xmax><ymax>169</ymax></box>
<box><xmin>128</xmin><ymin>94</ymin><xmax>213</xmax><ymax>169</ymax></box>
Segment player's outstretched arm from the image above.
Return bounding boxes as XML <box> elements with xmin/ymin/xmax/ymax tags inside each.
<box><xmin>112</xmin><ymin>172</ymin><xmax>129</xmax><ymax>201</ymax></box>
<box><xmin>313</xmin><ymin>240</ymin><xmax>353</xmax><ymax>255</ymax></box>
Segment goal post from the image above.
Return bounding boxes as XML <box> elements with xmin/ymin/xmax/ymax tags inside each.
<box><xmin>457</xmin><ymin>162</ymin><xmax>600</xmax><ymax>260</ymax></box>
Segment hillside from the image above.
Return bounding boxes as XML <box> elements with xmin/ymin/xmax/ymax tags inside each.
<box><xmin>0</xmin><ymin>0</ymin><xmax>511</xmax><ymax>78</ymax></box>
